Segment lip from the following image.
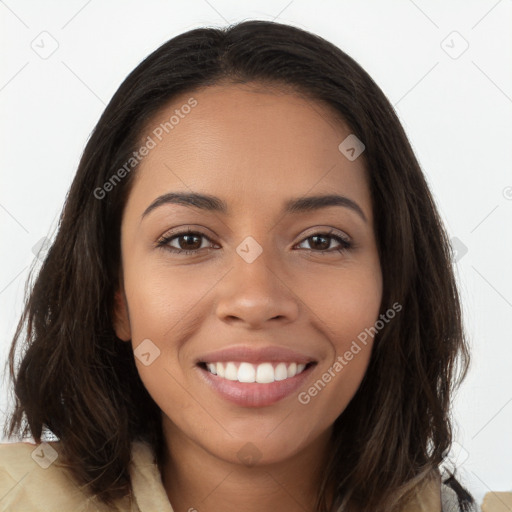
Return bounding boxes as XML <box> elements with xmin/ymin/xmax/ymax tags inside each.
<box><xmin>196</xmin><ymin>361</ymin><xmax>316</xmax><ymax>407</ymax></box>
<box><xmin>195</xmin><ymin>345</ymin><xmax>317</xmax><ymax>365</ymax></box>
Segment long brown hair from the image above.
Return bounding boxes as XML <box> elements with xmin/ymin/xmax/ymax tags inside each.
<box><xmin>2</xmin><ymin>20</ymin><xmax>472</xmax><ymax>511</ymax></box>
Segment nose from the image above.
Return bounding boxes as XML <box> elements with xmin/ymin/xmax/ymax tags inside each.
<box><xmin>214</xmin><ymin>244</ymin><xmax>300</xmax><ymax>329</ymax></box>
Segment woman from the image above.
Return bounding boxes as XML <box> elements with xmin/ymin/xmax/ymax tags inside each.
<box><xmin>1</xmin><ymin>20</ymin><xmax>478</xmax><ymax>512</ymax></box>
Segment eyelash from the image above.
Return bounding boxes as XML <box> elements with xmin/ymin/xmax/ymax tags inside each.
<box><xmin>156</xmin><ymin>228</ymin><xmax>352</xmax><ymax>256</ymax></box>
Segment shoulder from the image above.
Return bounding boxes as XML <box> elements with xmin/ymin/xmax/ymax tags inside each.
<box><xmin>0</xmin><ymin>440</ymin><xmax>126</xmax><ymax>511</ymax></box>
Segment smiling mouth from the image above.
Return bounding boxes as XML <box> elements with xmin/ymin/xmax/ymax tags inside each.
<box><xmin>197</xmin><ymin>361</ymin><xmax>316</xmax><ymax>384</ymax></box>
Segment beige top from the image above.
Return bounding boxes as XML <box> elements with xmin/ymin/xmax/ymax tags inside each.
<box><xmin>482</xmin><ymin>491</ymin><xmax>512</xmax><ymax>512</ymax></box>
<box><xmin>0</xmin><ymin>440</ymin><xmax>173</xmax><ymax>511</ymax></box>
<box><xmin>0</xmin><ymin>440</ymin><xmax>444</xmax><ymax>511</ymax></box>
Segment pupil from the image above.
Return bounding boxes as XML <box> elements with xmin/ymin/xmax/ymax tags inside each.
<box><xmin>311</xmin><ymin>235</ymin><xmax>329</xmax><ymax>250</ymax></box>
<box><xmin>181</xmin><ymin>234</ymin><xmax>200</xmax><ymax>250</ymax></box>
<box><xmin>176</xmin><ymin>234</ymin><xmax>333</xmax><ymax>251</ymax></box>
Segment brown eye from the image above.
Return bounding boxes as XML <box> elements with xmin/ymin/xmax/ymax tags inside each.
<box><xmin>156</xmin><ymin>229</ymin><xmax>352</xmax><ymax>257</ymax></box>
<box><xmin>157</xmin><ymin>230</ymin><xmax>215</xmax><ymax>255</ymax></box>
<box><xmin>174</xmin><ymin>233</ymin><xmax>203</xmax><ymax>251</ymax></box>
<box><xmin>296</xmin><ymin>232</ymin><xmax>352</xmax><ymax>254</ymax></box>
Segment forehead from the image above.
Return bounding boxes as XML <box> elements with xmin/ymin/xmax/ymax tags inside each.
<box><xmin>128</xmin><ymin>83</ymin><xmax>371</xmax><ymax>219</ymax></box>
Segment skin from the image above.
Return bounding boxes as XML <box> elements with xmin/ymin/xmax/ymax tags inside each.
<box><xmin>113</xmin><ymin>82</ymin><xmax>383</xmax><ymax>512</ymax></box>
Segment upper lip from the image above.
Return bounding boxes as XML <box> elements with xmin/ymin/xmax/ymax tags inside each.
<box><xmin>196</xmin><ymin>345</ymin><xmax>317</xmax><ymax>365</ymax></box>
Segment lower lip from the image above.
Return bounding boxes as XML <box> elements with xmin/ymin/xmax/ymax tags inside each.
<box><xmin>196</xmin><ymin>363</ymin><xmax>316</xmax><ymax>408</ymax></box>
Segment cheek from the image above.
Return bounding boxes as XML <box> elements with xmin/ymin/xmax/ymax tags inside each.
<box><xmin>122</xmin><ymin>257</ymin><xmax>217</xmax><ymax>343</ymax></box>
<box><xmin>124</xmin><ymin>264</ymin><xmax>201</xmax><ymax>418</ymax></box>
<box><xmin>295</xmin><ymin>344</ymin><xmax>372</xmax><ymax>437</ymax></box>
<box><xmin>122</xmin><ymin>260</ymin><xmax>215</xmax><ymax>406</ymax></box>
<box><xmin>298</xmin><ymin>262</ymin><xmax>382</xmax><ymax>348</ymax></box>
<box><xmin>289</xmin><ymin>309</ymin><xmax>378</xmax><ymax>448</ymax></box>
<box><xmin>294</xmin><ymin>265</ymin><xmax>381</xmax><ymax>412</ymax></box>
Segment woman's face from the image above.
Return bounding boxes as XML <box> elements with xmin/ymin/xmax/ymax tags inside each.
<box><xmin>114</xmin><ymin>82</ymin><xmax>382</xmax><ymax>466</ymax></box>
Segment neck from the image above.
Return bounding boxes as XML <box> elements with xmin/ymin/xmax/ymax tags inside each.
<box><xmin>160</xmin><ymin>421</ymin><xmax>334</xmax><ymax>512</ymax></box>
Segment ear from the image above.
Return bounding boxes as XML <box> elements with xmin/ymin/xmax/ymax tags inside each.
<box><xmin>113</xmin><ymin>287</ymin><xmax>131</xmax><ymax>342</ymax></box>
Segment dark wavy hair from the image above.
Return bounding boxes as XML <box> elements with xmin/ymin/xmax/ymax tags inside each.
<box><xmin>2</xmin><ymin>20</ymin><xmax>474</xmax><ymax>512</ymax></box>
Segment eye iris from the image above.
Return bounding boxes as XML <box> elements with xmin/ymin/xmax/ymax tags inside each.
<box><xmin>179</xmin><ymin>234</ymin><xmax>201</xmax><ymax>250</ymax></box>
<box><xmin>309</xmin><ymin>235</ymin><xmax>330</xmax><ymax>250</ymax></box>
<box><xmin>165</xmin><ymin>232</ymin><xmax>345</xmax><ymax>253</ymax></box>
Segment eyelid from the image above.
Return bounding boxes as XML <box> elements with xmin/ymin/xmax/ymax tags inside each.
<box><xmin>295</xmin><ymin>226</ymin><xmax>351</xmax><ymax>244</ymax></box>
<box><xmin>156</xmin><ymin>225</ymin><xmax>216</xmax><ymax>242</ymax></box>
<box><xmin>156</xmin><ymin>225</ymin><xmax>353</xmax><ymax>256</ymax></box>
<box><xmin>156</xmin><ymin>225</ymin><xmax>351</xmax><ymax>246</ymax></box>
<box><xmin>293</xmin><ymin>228</ymin><xmax>352</xmax><ymax>254</ymax></box>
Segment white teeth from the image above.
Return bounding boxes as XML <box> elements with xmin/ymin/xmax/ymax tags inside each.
<box><xmin>287</xmin><ymin>362</ymin><xmax>297</xmax><ymax>378</ymax></box>
<box><xmin>203</xmin><ymin>361</ymin><xmax>310</xmax><ymax>383</ymax></box>
<box><xmin>224</xmin><ymin>362</ymin><xmax>238</xmax><ymax>381</ymax></box>
<box><xmin>238</xmin><ymin>362</ymin><xmax>256</xmax><ymax>383</ymax></box>
<box><xmin>274</xmin><ymin>363</ymin><xmax>288</xmax><ymax>381</ymax></box>
<box><xmin>256</xmin><ymin>363</ymin><xmax>274</xmax><ymax>383</ymax></box>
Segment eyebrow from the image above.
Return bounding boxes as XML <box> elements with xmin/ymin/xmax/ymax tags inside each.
<box><xmin>141</xmin><ymin>192</ymin><xmax>367</xmax><ymax>223</ymax></box>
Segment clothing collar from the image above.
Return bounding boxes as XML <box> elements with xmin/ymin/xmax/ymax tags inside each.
<box><xmin>129</xmin><ymin>441</ymin><xmax>174</xmax><ymax>512</ymax></box>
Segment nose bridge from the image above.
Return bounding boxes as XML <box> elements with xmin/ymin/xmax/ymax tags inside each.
<box><xmin>214</xmin><ymin>233</ymin><xmax>299</xmax><ymax>327</ymax></box>
<box><xmin>233</xmin><ymin>233</ymin><xmax>283</xmax><ymax>302</ymax></box>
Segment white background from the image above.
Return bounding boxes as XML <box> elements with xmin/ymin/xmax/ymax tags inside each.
<box><xmin>1</xmin><ymin>0</ymin><xmax>511</xmax><ymax>507</ymax></box>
